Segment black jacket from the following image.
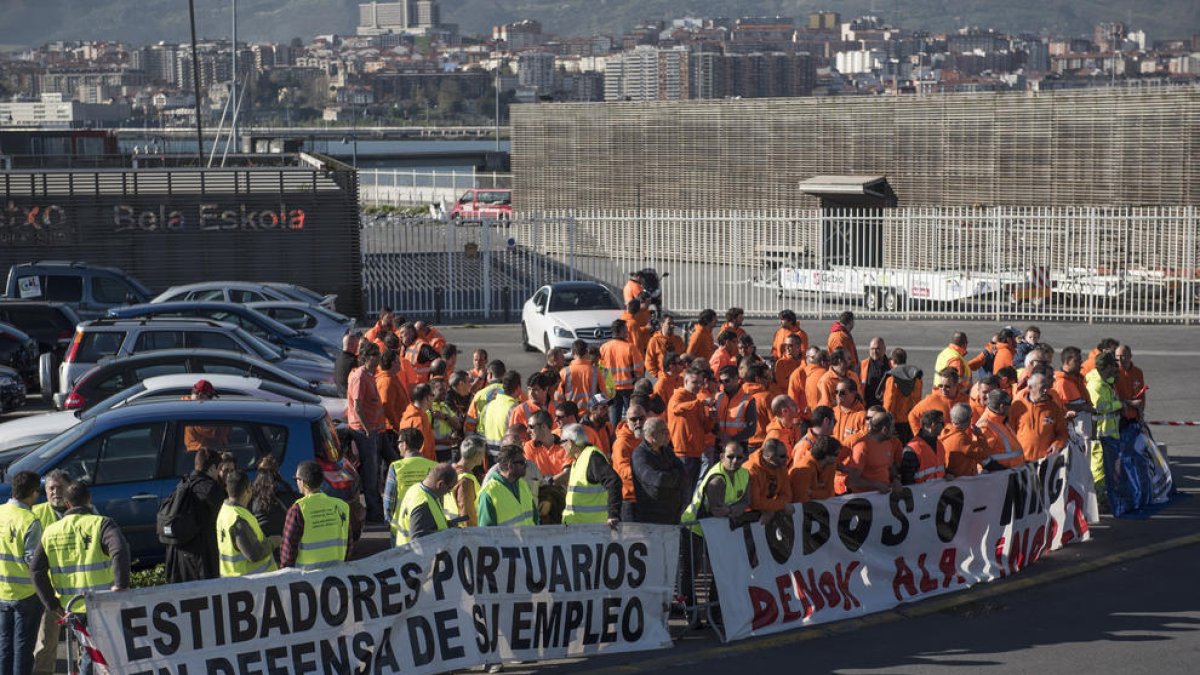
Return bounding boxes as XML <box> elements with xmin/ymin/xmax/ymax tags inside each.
<box><xmin>631</xmin><ymin>441</ymin><xmax>688</xmax><ymax>524</ymax></box>
<box><xmin>165</xmin><ymin>470</ymin><xmax>225</xmax><ymax>582</ymax></box>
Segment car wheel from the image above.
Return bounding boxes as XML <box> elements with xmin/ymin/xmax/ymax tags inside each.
<box><xmin>883</xmin><ymin>290</ymin><xmax>900</xmax><ymax>312</ymax></box>
<box><xmin>864</xmin><ymin>289</ymin><xmax>880</xmax><ymax>311</ymax></box>
<box><xmin>520</xmin><ymin>322</ymin><xmax>537</xmax><ymax>352</ymax></box>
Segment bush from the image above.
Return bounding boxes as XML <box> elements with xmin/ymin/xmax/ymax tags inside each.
<box><xmin>130</xmin><ymin>564</ymin><xmax>167</xmax><ymax>588</ymax></box>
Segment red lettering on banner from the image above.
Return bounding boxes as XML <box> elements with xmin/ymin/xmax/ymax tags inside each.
<box><xmin>749</xmin><ymin>586</ymin><xmax>778</xmax><ymax>630</ymax></box>
<box><xmin>893</xmin><ymin>548</ymin><xmax>966</xmax><ymax>601</ymax></box>
<box><xmin>1061</xmin><ymin>487</ymin><xmax>1089</xmax><ymax>545</ymax></box>
<box><xmin>753</xmin><ymin>562</ymin><xmax>863</xmax><ymax>629</ymax></box>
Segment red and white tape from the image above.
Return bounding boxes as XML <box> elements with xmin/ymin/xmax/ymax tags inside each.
<box><xmin>1146</xmin><ymin>420</ymin><xmax>1200</xmax><ymax>427</ymax></box>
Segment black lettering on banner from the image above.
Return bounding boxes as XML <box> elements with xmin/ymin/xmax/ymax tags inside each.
<box><xmin>229</xmin><ymin>591</ymin><xmax>256</xmax><ymax>643</ymax></box>
<box><xmin>802</xmin><ymin>501</ymin><xmax>832</xmax><ymax>555</ymax></box>
<box><xmin>549</xmin><ymin>547</ymin><xmax>571</xmax><ymax>592</ymax></box>
<box><xmin>837</xmin><ymin>498</ymin><xmax>873</xmax><ymax>552</ymax></box>
<box><xmin>265</xmin><ymin>645</ymin><xmax>289</xmax><ymax>674</ymax></box>
<box><xmin>456</xmin><ymin>548</ymin><xmax>475</xmax><ymax>595</ymax></box>
<box><xmin>400</xmin><ymin>562</ymin><xmax>423</xmax><ymax>609</ymax></box>
<box><xmin>151</xmin><ymin>602</ymin><xmax>180</xmax><ymax>655</ymax></box>
<box><xmin>534</xmin><ymin>601</ymin><xmax>563</xmax><ymax>649</ymax></box>
<box><xmin>500</xmin><ymin>547</ymin><xmax>522</xmax><ymax>593</ymax></box>
<box><xmin>120</xmin><ymin>606</ymin><xmax>151</xmax><ymax>661</ymax></box>
<box><xmin>601</xmin><ymin>597</ymin><xmax>621</xmax><ymax>643</ymax></box>
<box><xmin>376</xmin><ymin>568</ymin><xmax>405</xmax><ymax>616</ymax></box>
<box><xmin>572</xmin><ymin>544</ymin><xmax>594</xmax><ymax>592</ymax></box>
<box><xmin>583</xmin><ymin>599</ymin><xmax>600</xmax><ymax>645</ymax></box>
<box><xmin>626</xmin><ymin>542</ymin><xmax>647</xmax><ymax>588</ymax></box>
<box><xmin>563</xmin><ymin>601</ymin><xmax>585</xmax><ymax>641</ymax></box>
<box><xmin>477</xmin><ymin>546</ymin><xmax>501</xmax><ymax>593</ymax></box>
<box><xmin>212</xmin><ymin>593</ymin><xmax>226</xmax><ymax>646</ymax></box>
<box><xmin>764</xmin><ymin>512</ymin><xmax>796</xmax><ymax>565</ymax></box>
<box><xmin>320</xmin><ymin>576</ymin><xmax>349</xmax><ymax>626</ymax></box>
<box><xmin>621</xmin><ymin>597</ymin><xmax>644</xmax><ymax>642</ymax></box>
<box><xmin>291</xmin><ymin>641</ymin><xmax>318</xmax><ymax>674</ymax></box>
<box><xmin>472</xmin><ymin>605</ymin><xmax>489</xmax><ymax>652</ymax></box>
<box><xmin>348</xmin><ymin>574</ymin><xmax>379</xmax><ymax>622</ymax></box>
<box><xmin>1045</xmin><ymin>453</ymin><xmax>1067</xmax><ymax>504</ymax></box>
<box><xmin>376</xmin><ymin>626</ymin><xmax>400</xmax><ymax>671</ymax></box>
<box><xmin>511</xmin><ymin>602</ymin><xmax>533</xmax><ymax>650</ymax></box>
<box><xmin>602</xmin><ymin>543</ymin><xmax>625</xmax><ymax>590</ymax></box>
<box><xmin>409</xmin><ymin>615</ymin><xmax>436</xmax><ymax>667</ymax></box>
<box><xmin>433</xmin><ymin>550</ymin><xmax>455</xmax><ymax>600</ymax></box>
<box><xmin>593</xmin><ymin>544</ymin><xmax>605</xmax><ymax>591</ymax></box>
<box><xmin>351</xmin><ymin>632</ymin><xmax>374</xmax><ymax>670</ymax></box>
<box><xmin>741</xmin><ymin>522</ymin><xmax>760</xmax><ymax>569</ymax></box>
<box><xmin>881</xmin><ymin>488</ymin><xmax>913</xmax><ymax>546</ymax></box>
<box><xmin>237</xmin><ymin>650</ymin><xmax>262</xmax><ymax>673</ymax></box>
<box><xmin>179</xmin><ymin>596</ymin><xmax>208</xmax><ymax>651</ymax></box>
<box><xmin>1028</xmin><ymin>458</ymin><xmax>1047</xmax><ymax>515</ymax></box>
<box><xmin>1000</xmin><ymin>467</ymin><xmax>1031</xmax><ymax>525</ymax></box>
<box><xmin>321</xmin><ymin>635</ymin><xmax>352</xmax><ymax>674</ymax></box>
<box><xmin>935</xmin><ymin>486</ymin><xmax>965</xmax><ymax>543</ymax></box>
<box><xmin>260</xmin><ymin>586</ymin><xmax>289</xmax><ymax>638</ymax></box>
<box><xmin>436</xmin><ymin>608</ymin><xmax>465</xmax><ymax>660</ymax></box>
<box><xmin>523</xmin><ymin>547</ymin><xmax>547</xmax><ymax>592</ymax></box>
<box><xmin>473</xmin><ymin>603</ymin><xmax>499</xmax><ymax>653</ymax></box>
<box><xmin>289</xmin><ymin>581</ymin><xmax>317</xmax><ymax>633</ymax></box>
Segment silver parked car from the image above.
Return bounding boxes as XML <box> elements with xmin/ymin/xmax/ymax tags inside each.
<box><xmin>246</xmin><ymin>301</ymin><xmax>356</xmax><ymax>348</ymax></box>
<box><xmin>151</xmin><ymin>281</ymin><xmax>337</xmax><ymax>310</ymax></box>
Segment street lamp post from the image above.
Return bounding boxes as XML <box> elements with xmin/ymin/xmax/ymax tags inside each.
<box><xmin>494</xmin><ymin>59</ymin><xmax>503</xmax><ymax>152</ymax></box>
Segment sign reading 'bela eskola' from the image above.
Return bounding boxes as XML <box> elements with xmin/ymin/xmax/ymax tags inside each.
<box><xmin>113</xmin><ymin>203</ymin><xmax>308</xmax><ymax>232</ymax></box>
<box><xmin>87</xmin><ymin>524</ymin><xmax>679</xmax><ymax>675</ymax></box>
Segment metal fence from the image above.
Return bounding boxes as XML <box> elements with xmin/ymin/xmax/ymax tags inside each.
<box><xmin>360</xmin><ymin>207</ymin><xmax>1200</xmax><ymax>324</ymax></box>
<box><xmin>358</xmin><ymin>169</ymin><xmax>512</xmax><ymax>208</ymax></box>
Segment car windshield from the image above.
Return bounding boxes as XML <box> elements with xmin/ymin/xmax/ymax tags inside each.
<box><xmin>548</xmin><ymin>286</ymin><xmax>620</xmax><ymax>312</ymax></box>
<box><xmin>237</xmin><ymin>328</ymin><xmax>283</xmax><ymax>361</ymax></box>
<box><xmin>310</xmin><ymin>305</ymin><xmax>352</xmax><ymax>324</ymax></box>
<box><xmin>272</xmin><ymin>284</ymin><xmax>324</xmax><ymax>304</ymax></box>
<box><xmin>7</xmin><ymin>422</ymin><xmax>93</xmax><ymax>474</ymax></box>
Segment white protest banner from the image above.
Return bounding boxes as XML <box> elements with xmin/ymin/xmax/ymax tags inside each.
<box><xmin>87</xmin><ymin>523</ymin><xmax>679</xmax><ymax>674</ymax></box>
<box><xmin>702</xmin><ymin>449</ymin><xmax>1098</xmax><ymax>641</ymax></box>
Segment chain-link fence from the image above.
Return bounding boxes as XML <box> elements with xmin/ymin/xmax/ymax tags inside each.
<box><xmin>361</xmin><ymin>207</ymin><xmax>1199</xmax><ymax>324</ymax></box>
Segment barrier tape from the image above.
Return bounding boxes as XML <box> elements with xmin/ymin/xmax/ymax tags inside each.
<box><xmin>1145</xmin><ymin>420</ymin><xmax>1200</xmax><ymax>427</ymax></box>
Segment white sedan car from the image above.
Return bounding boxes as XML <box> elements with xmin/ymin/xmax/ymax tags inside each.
<box><xmin>0</xmin><ymin>373</ymin><xmax>346</xmax><ymax>463</ymax></box>
<box><xmin>520</xmin><ymin>282</ymin><xmax>624</xmax><ymax>354</ymax></box>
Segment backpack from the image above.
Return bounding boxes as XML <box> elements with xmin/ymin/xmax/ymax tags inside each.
<box><xmin>157</xmin><ymin>476</ymin><xmax>201</xmax><ymax>546</ymax></box>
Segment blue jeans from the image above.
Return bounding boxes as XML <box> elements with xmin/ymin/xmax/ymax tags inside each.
<box><xmin>350</xmin><ymin>428</ymin><xmax>384</xmax><ymax>522</ymax></box>
<box><xmin>0</xmin><ymin>594</ymin><xmax>43</xmax><ymax>675</ymax></box>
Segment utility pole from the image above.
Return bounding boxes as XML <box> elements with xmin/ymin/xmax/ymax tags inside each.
<box><xmin>188</xmin><ymin>0</ymin><xmax>204</xmax><ymax>165</ymax></box>
<box><xmin>231</xmin><ymin>0</ymin><xmax>238</xmax><ymax>151</ymax></box>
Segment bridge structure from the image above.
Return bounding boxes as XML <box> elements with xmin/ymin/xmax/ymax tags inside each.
<box><xmin>113</xmin><ymin>126</ymin><xmax>511</xmax><ymax>141</ymax></box>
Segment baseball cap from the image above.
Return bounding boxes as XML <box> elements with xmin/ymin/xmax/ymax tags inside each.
<box><xmin>587</xmin><ymin>393</ymin><xmax>612</xmax><ymax>409</ymax></box>
<box><xmin>192</xmin><ymin>380</ymin><xmax>217</xmax><ymax>398</ymax></box>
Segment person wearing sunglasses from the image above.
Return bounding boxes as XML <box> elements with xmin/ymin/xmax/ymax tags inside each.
<box><xmin>907</xmin><ymin>368</ymin><xmax>964</xmax><ymax>435</ymax></box>
<box><xmin>681</xmin><ymin>441</ymin><xmax>750</xmax><ymax>530</ymax></box>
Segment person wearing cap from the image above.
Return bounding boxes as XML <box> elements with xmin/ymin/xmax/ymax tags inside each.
<box><xmin>772</xmin><ymin>310</ymin><xmax>808</xmax><ymax>361</ymax></box>
<box><xmin>183</xmin><ymin>380</ymin><xmax>229</xmax><ymax>452</ymax></box>
<box><xmin>975</xmin><ymin>390</ymin><xmax>1025</xmax><ymax>469</ymax></box>
<box><xmin>582</xmin><ymin>394</ymin><xmax>615</xmax><ymax>456</ymax></box>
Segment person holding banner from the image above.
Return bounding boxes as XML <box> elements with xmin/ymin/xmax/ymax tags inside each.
<box><xmin>1086</xmin><ymin>352</ymin><xmax>1123</xmax><ymax>495</ymax></box>
<box><xmin>279</xmin><ymin>462</ymin><xmax>351</xmax><ymax>570</ymax></box>
<box><xmin>744</xmin><ymin>438</ymin><xmax>794</xmax><ymax>522</ymax></box>
<box><xmin>216</xmin><ymin>471</ymin><xmax>278</xmax><ymax>577</ymax></box>
<box><xmin>30</xmin><ymin>470</ymin><xmax>68</xmax><ymax>675</ymax></box>
<box><xmin>1115</xmin><ymin>345</ymin><xmax>1147</xmax><ymax>426</ymax></box>
<box><xmin>396</xmin><ymin>463</ymin><xmax>458</xmax><ymax>545</ymax></box>
<box><xmin>560</xmin><ymin>424</ymin><xmax>623</xmax><ymax>528</ymax></box>
<box><xmin>942</xmin><ymin>403</ymin><xmax>993</xmax><ymax>478</ymax></box>
<box><xmin>844</xmin><ymin>412</ymin><xmax>901</xmax><ymax>494</ymax></box>
<box><xmin>632</xmin><ymin>418</ymin><xmax>689</xmax><ymax>525</ymax></box>
<box><xmin>478</xmin><ymin>445</ymin><xmax>539</xmax><ymax>527</ymax></box>
<box><xmin>30</xmin><ymin>482</ymin><xmax>128</xmax><ymax>675</ymax></box>
<box><xmin>976</xmin><ymin>390</ymin><xmax>1026</xmax><ymax>469</ymax></box>
<box><xmin>1009</xmin><ymin>373</ymin><xmax>1068</xmax><ymax>461</ymax></box>
<box><xmin>384</xmin><ymin>428</ymin><xmax>438</xmax><ymax>543</ymax></box>
<box><xmin>789</xmin><ymin>435</ymin><xmax>839</xmax><ymax>502</ymax></box>
<box><xmin>682</xmin><ymin>441</ymin><xmax>751</xmax><ymax>527</ymax></box>
<box><xmin>899</xmin><ymin>411</ymin><xmax>947</xmax><ymax>485</ymax></box>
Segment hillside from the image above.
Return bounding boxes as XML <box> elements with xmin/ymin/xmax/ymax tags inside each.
<box><xmin>0</xmin><ymin>0</ymin><xmax>1195</xmax><ymax>47</ymax></box>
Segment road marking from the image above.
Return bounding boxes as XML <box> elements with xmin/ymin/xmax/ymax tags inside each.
<box><xmin>567</xmin><ymin>532</ymin><xmax>1200</xmax><ymax>675</ymax></box>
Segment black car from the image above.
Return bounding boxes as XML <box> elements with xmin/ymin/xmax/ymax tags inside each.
<box><xmin>61</xmin><ymin>348</ymin><xmax>339</xmax><ymax>411</ymax></box>
<box><xmin>0</xmin><ymin>301</ymin><xmax>81</xmax><ymax>355</ymax></box>
<box><xmin>0</xmin><ymin>365</ymin><xmax>25</xmax><ymax>413</ymax></box>
<box><xmin>0</xmin><ymin>322</ymin><xmax>38</xmax><ymax>388</ymax></box>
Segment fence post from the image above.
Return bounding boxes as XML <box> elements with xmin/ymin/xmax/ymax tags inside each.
<box><xmin>569</xmin><ymin>210</ymin><xmax>577</xmax><ymax>281</ymax></box>
<box><xmin>1185</xmin><ymin>206</ymin><xmax>1196</xmax><ymax>325</ymax></box>
<box><xmin>482</xmin><ymin>218</ymin><xmax>492</xmax><ymax>319</ymax></box>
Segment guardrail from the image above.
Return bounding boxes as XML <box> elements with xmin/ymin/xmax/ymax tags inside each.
<box><xmin>358</xmin><ymin>169</ymin><xmax>512</xmax><ymax>207</ymax></box>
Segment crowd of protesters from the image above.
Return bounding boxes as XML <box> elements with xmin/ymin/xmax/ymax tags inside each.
<box><xmin>0</xmin><ymin>300</ymin><xmax>1151</xmax><ymax>673</ymax></box>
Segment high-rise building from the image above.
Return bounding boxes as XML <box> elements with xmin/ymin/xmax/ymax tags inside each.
<box><xmin>604</xmin><ymin>45</ymin><xmax>689</xmax><ymax>101</ymax></box>
<box><xmin>357</xmin><ymin>1</ymin><xmax>439</xmax><ymax>35</ymax></box>
<box><xmin>808</xmin><ymin>11</ymin><xmax>841</xmax><ymax>31</ymax></box>
<box><xmin>518</xmin><ymin>51</ymin><xmax>556</xmax><ymax>94</ymax></box>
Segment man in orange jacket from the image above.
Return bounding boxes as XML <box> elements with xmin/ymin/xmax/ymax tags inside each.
<box><xmin>600</xmin><ymin>319</ymin><xmax>645</xmax><ymax>427</ymax></box>
<box><xmin>832</xmin><ymin>379</ymin><xmax>868</xmax><ymax>450</ymax></box>
<box><xmin>898</xmin><ymin>410</ymin><xmax>947</xmax><ymax>485</ymax></box>
<box><xmin>559</xmin><ymin>340</ymin><xmax>600</xmax><ymax>407</ymax></box>
<box><xmin>792</xmin><ymin>405</ymin><xmax>835</xmax><ymax>468</ymax></box>
<box><xmin>817</xmin><ymin>348</ymin><xmax>862</xmax><ymax>408</ymax></box>
<box><xmin>686</xmin><ymin>309</ymin><xmax>717</xmax><ymax>361</ymax></box>
<box><xmin>976</xmin><ymin>390</ymin><xmax>1025</xmax><ymax>469</ymax></box>
<box><xmin>709</xmin><ymin>329</ymin><xmax>738</xmax><ymax>374</ymax></box>
<box><xmin>744</xmin><ymin>438</ymin><xmax>794</xmax><ymax>523</ymax></box>
<box><xmin>803</xmin><ymin>347</ymin><xmax>829</xmax><ymax>418</ymax></box>
<box><xmin>774</xmin><ymin>333</ymin><xmax>805</xmax><ymax>395</ymax></box>
<box><xmin>771</xmin><ymin>309</ymin><xmax>808</xmax><ymax>360</ymax></box>
<box><xmin>1008</xmin><ymin>372</ymin><xmax>1068</xmax><ymax>461</ymax></box>
<box><xmin>790</xmin><ymin>434</ymin><xmax>839</xmax><ymax>502</ymax></box>
<box><xmin>715</xmin><ymin>365</ymin><xmax>756</xmax><ymax>449</ymax></box>
<box><xmin>1115</xmin><ymin>344</ymin><xmax>1147</xmax><ymax>423</ymax></box>
<box><xmin>765</xmin><ymin>395</ymin><xmax>804</xmax><ymax>450</ymax></box>
<box><xmin>363</xmin><ymin>307</ymin><xmax>397</xmax><ymax>351</ymax></box>
<box><xmin>1053</xmin><ymin>346</ymin><xmax>1093</xmax><ymax>416</ymax></box>
<box><xmin>908</xmin><ymin>368</ymin><xmax>965</xmax><ymax>434</ymax></box>
<box><xmin>668</xmin><ymin>370</ymin><xmax>712</xmax><ymax>490</ymax></box>
<box><xmin>621</xmin><ymin>299</ymin><xmax>653</xmax><ymax>356</ymax></box>
<box><xmin>720</xmin><ymin>307</ymin><xmax>746</xmax><ymax>340</ymax></box>
<box><xmin>880</xmin><ymin>347</ymin><xmax>922</xmax><ymax>443</ymax></box>
<box><xmin>399</xmin><ymin>383</ymin><xmax>437</xmax><ymax>461</ymax></box>
<box><xmin>943</xmin><ymin>402</ymin><xmax>992</xmax><ymax>477</ymax></box>
<box><xmin>611</xmin><ymin>403</ymin><xmax>647</xmax><ymax>522</ymax></box>
<box><xmin>742</xmin><ymin>362</ymin><xmax>774</xmax><ymax>450</ymax></box>
<box><xmin>644</xmin><ymin>315</ymin><xmax>684</xmax><ymax>379</ymax></box>
<box><xmin>827</xmin><ymin>310</ymin><xmax>858</xmax><ymax>365</ymax></box>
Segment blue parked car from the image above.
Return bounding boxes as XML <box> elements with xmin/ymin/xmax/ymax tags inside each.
<box><xmin>0</xmin><ymin>399</ymin><xmax>359</xmax><ymax>565</ymax></box>
<box><xmin>107</xmin><ymin>301</ymin><xmax>339</xmax><ymax>359</ymax></box>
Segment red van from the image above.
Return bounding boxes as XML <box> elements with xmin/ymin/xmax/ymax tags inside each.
<box><xmin>449</xmin><ymin>188</ymin><xmax>512</xmax><ymax>221</ymax></box>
